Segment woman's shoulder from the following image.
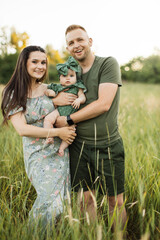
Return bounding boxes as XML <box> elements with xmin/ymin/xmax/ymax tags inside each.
<box><xmin>40</xmin><ymin>83</ymin><xmax>48</xmax><ymax>93</ymax></box>
<box><xmin>29</xmin><ymin>83</ymin><xmax>47</xmax><ymax>98</ymax></box>
<box><xmin>41</xmin><ymin>83</ymin><xmax>48</xmax><ymax>89</ymax></box>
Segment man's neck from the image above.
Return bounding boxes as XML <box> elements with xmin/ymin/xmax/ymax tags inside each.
<box><xmin>79</xmin><ymin>53</ymin><xmax>95</xmax><ymax>74</ymax></box>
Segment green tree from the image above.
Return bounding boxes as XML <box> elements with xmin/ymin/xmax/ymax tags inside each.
<box><xmin>121</xmin><ymin>55</ymin><xmax>160</xmax><ymax>84</ymax></box>
<box><xmin>141</xmin><ymin>55</ymin><xmax>160</xmax><ymax>83</ymax></box>
<box><xmin>0</xmin><ymin>26</ymin><xmax>29</xmax><ymax>84</ymax></box>
<box><xmin>45</xmin><ymin>44</ymin><xmax>64</xmax><ymax>65</ymax></box>
<box><xmin>0</xmin><ymin>53</ymin><xmax>18</xmax><ymax>84</ymax></box>
<box><xmin>0</xmin><ymin>26</ymin><xmax>10</xmax><ymax>56</ymax></box>
<box><xmin>47</xmin><ymin>64</ymin><xmax>59</xmax><ymax>83</ymax></box>
<box><xmin>10</xmin><ymin>27</ymin><xmax>29</xmax><ymax>52</ymax></box>
<box><xmin>45</xmin><ymin>44</ymin><xmax>70</xmax><ymax>82</ymax></box>
<box><xmin>120</xmin><ymin>57</ymin><xmax>144</xmax><ymax>82</ymax></box>
<box><xmin>61</xmin><ymin>46</ymin><xmax>70</xmax><ymax>61</ymax></box>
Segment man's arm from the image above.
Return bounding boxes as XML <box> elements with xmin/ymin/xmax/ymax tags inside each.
<box><xmin>52</xmin><ymin>91</ymin><xmax>77</xmax><ymax>106</ymax></box>
<box><xmin>55</xmin><ymin>83</ymin><xmax>118</xmax><ymax>127</ymax></box>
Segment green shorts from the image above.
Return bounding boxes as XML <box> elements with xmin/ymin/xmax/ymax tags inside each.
<box><xmin>69</xmin><ymin>137</ymin><xmax>125</xmax><ymax>196</ymax></box>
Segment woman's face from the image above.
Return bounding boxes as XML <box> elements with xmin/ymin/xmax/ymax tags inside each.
<box><xmin>27</xmin><ymin>51</ymin><xmax>47</xmax><ymax>81</ymax></box>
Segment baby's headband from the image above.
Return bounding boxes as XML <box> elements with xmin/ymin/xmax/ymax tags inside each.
<box><xmin>56</xmin><ymin>56</ymin><xmax>79</xmax><ymax>76</ymax></box>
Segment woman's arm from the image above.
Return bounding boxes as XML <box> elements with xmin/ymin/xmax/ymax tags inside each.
<box><xmin>10</xmin><ymin>112</ymin><xmax>76</xmax><ymax>144</ymax></box>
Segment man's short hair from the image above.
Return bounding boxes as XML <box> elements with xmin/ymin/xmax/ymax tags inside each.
<box><xmin>65</xmin><ymin>25</ymin><xmax>87</xmax><ymax>36</ymax></box>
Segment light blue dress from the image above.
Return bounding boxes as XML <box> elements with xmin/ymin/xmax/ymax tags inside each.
<box><xmin>9</xmin><ymin>95</ymin><xmax>70</xmax><ymax>224</ymax></box>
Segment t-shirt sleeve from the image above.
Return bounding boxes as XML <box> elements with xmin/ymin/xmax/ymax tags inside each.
<box><xmin>75</xmin><ymin>81</ymin><xmax>87</xmax><ymax>93</ymax></box>
<box><xmin>47</xmin><ymin>83</ymin><xmax>64</xmax><ymax>94</ymax></box>
<box><xmin>47</xmin><ymin>83</ymin><xmax>57</xmax><ymax>91</ymax></box>
<box><xmin>99</xmin><ymin>57</ymin><xmax>122</xmax><ymax>86</ymax></box>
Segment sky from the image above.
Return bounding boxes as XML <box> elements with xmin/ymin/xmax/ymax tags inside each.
<box><xmin>1</xmin><ymin>0</ymin><xmax>160</xmax><ymax>65</ymax></box>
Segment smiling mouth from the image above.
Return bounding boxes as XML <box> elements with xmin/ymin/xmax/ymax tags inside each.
<box><xmin>35</xmin><ymin>71</ymin><xmax>44</xmax><ymax>73</ymax></box>
<box><xmin>75</xmin><ymin>49</ymin><xmax>82</xmax><ymax>54</ymax></box>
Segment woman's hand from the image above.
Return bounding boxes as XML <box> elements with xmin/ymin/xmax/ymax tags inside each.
<box><xmin>58</xmin><ymin>126</ymin><xmax>76</xmax><ymax>144</ymax></box>
<box><xmin>52</xmin><ymin>91</ymin><xmax>77</xmax><ymax>106</ymax></box>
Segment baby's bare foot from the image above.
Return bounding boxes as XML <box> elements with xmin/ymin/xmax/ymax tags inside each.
<box><xmin>58</xmin><ymin>149</ymin><xmax>64</xmax><ymax>157</ymax></box>
<box><xmin>45</xmin><ymin>137</ymin><xmax>54</xmax><ymax>144</ymax></box>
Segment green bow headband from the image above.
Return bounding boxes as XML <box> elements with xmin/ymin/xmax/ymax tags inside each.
<box><xmin>56</xmin><ymin>56</ymin><xmax>79</xmax><ymax>76</ymax></box>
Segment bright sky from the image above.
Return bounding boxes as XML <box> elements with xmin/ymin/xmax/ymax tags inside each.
<box><xmin>1</xmin><ymin>0</ymin><xmax>160</xmax><ymax>65</ymax></box>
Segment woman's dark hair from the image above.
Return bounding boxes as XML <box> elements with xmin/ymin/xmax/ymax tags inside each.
<box><xmin>1</xmin><ymin>45</ymin><xmax>47</xmax><ymax>125</ymax></box>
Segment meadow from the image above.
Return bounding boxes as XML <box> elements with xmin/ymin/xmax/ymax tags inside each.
<box><xmin>0</xmin><ymin>82</ymin><xmax>160</xmax><ymax>240</ymax></box>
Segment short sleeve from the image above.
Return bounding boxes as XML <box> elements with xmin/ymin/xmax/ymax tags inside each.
<box><xmin>8</xmin><ymin>106</ymin><xmax>23</xmax><ymax>117</ymax></box>
<box><xmin>99</xmin><ymin>57</ymin><xmax>122</xmax><ymax>86</ymax></box>
<box><xmin>47</xmin><ymin>83</ymin><xmax>63</xmax><ymax>94</ymax></box>
<box><xmin>75</xmin><ymin>81</ymin><xmax>87</xmax><ymax>93</ymax></box>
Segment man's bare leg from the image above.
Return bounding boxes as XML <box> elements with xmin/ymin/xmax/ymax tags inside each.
<box><xmin>78</xmin><ymin>190</ymin><xmax>97</xmax><ymax>222</ymax></box>
<box><xmin>78</xmin><ymin>190</ymin><xmax>127</xmax><ymax>234</ymax></box>
<box><xmin>108</xmin><ymin>193</ymin><xmax>127</xmax><ymax>233</ymax></box>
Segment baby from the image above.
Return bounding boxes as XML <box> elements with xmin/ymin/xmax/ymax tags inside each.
<box><xmin>44</xmin><ymin>56</ymin><xmax>86</xmax><ymax>156</ymax></box>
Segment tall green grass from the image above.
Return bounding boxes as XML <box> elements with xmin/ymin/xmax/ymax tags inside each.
<box><xmin>0</xmin><ymin>82</ymin><xmax>160</xmax><ymax>240</ymax></box>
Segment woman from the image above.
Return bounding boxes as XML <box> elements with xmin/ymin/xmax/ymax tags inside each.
<box><xmin>1</xmin><ymin>46</ymin><xmax>76</xmax><ymax>226</ymax></box>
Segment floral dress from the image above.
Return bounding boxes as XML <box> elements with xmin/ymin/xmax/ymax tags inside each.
<box><xmin>9</xmin><ymin>95</ymin><xmax>70</xmax><ymax>224</ymax></box>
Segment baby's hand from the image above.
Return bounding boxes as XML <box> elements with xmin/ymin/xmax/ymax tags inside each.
<box><xmin>71</xmin><ymin>99</ymin><xmax>81</xmax><ymax>109</ymax></box>
<box><xmin>44</xmin><ymin>89</ymin><xmax>50</xmax><ymax>97</ymax></box>
<box><xmin>45</xmin><ymin>89</ymin><xmax>56</xmax><ymax>97</ymax></box>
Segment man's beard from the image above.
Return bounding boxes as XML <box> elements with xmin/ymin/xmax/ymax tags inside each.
<box><xmin>74</xmin><ymin>49</ymin><xmax>89</xmax><ymax>62</ymax></box>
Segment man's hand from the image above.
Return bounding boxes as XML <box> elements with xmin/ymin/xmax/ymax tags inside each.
<box><xmin>52</xmin><ymin>91</ymin><xmax>77</xmax><ymax>106</ymax></box>
<box><xmin>55</xmin><ymin>116</ymin><xmax>68</xmax><ymax>128</ymax></box>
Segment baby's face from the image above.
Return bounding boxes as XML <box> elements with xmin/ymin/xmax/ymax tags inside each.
<box><xmin>60</xmin><ymin>69</ymin><xmax>77</xmax><ymax>86</ymax></box>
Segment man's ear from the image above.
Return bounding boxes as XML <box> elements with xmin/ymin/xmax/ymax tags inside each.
<box><xmin>89</xmin><ymin>38</ymin><xmax>93</xmax><ymax>47</ymax></box>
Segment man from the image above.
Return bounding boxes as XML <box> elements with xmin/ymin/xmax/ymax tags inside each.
<box><xmin>56</xmin><ymin>24</ymin><xmax>127</xmax><ymax>229</ymax></box>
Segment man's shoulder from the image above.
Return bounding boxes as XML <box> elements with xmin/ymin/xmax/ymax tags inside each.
<box><xmin>95</xmin><ymin>56</ymin><xmax>120</xmax><ymax>74</ymax></box>
<box><xmin>95</xmin><ymin>56</ymin><xmax>121</xmax><ymax>85</ymax></box>
<box><xmin>95</xmin><ymin>56</ymin><xmax>119</xmax><ymax>66</ymax></box>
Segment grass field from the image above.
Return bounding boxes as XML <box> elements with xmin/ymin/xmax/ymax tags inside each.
<box><xmin>0</xmin><ymin>82</ymin><xmax>160</xmax><ymax>240</ymax></box>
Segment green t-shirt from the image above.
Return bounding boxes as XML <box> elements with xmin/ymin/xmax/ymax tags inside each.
<box><xmin>76</xmin><ymin>56</ymin><xmax>122</xmax><ymax>146</ymax></box>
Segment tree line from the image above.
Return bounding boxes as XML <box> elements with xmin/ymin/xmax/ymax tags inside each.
<box><xmin>0</xmin><ymin>27</ymin><xmax>160</xmax><ymax>85</ymax></box>
<box><xmin>120</xmin><ymin>53</ymin><xmax>160</xmax><ymax>84</ymax></box>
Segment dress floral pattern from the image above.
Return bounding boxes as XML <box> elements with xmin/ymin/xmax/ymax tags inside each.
<box><xmin>9</xmin><ymin>95</ymin><xmax>70</xmax><ymax>224</ymax></box>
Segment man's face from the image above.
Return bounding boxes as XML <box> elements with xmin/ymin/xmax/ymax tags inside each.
<box><xmin>66</xmin><ymin>29</ymin><xmax>92</xmax><ymax>62</ymax></box>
